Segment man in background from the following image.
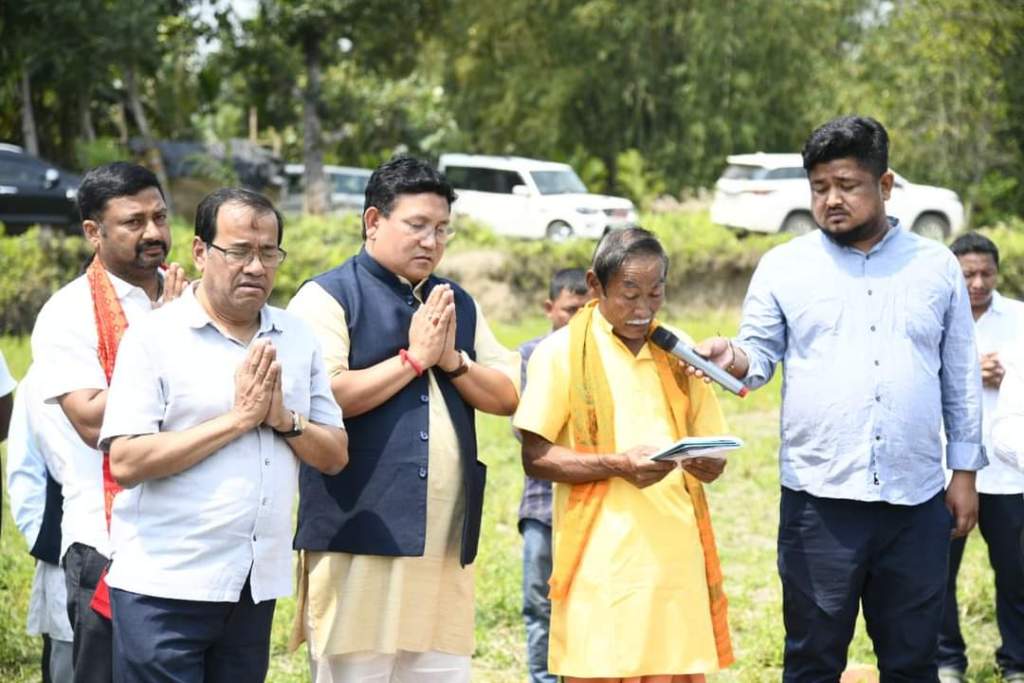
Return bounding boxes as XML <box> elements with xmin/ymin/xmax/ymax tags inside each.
<box><xmin>30</xmin><ymin>162</ymin><xmax>185</xmax><ymax>683</ymax></box>
<box><xmin>938</xmin><ymin>232</ymin><xmax>1024</xmax><ymax>682</ymax></box>
<box><xmin>517</xmin><ymin>267</ymin><xmax>590</xmax><ymax>683</ymax></box>
<box><xmin>7</xmin><ymin>367</ymin><xmax>74</xmax><ymax>682</ymax></box>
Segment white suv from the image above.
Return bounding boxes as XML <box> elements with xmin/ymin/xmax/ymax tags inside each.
<box><xmin>438</xmin><ymin>154</ymin><xmax>638</xmax><ymax>240</ymax></box>
<box><xmin>710</xmin><ymin>153</ymin><xmax>965</xmax><ymax>240</ymax></box>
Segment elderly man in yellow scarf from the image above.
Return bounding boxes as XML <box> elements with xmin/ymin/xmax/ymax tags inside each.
<box><xmin>513</xmin><ymin>227</ymin><xmax>733</xmax><ymax>683</ymax></box>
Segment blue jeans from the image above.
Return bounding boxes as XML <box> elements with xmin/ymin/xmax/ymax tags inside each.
<box><xmin>938</xmin><ymin>492</ymin><xmax>1024</xmax><ymax>676</ymax></box>
<box><xmin>522</xmin><ymin>519</ymin><xmax>556</xmax><ymax>683</ymax></box>
<box><xmin>778</xmin><ymin>488</ymin><xmax>951</xmax><ymax>683</ymax></box>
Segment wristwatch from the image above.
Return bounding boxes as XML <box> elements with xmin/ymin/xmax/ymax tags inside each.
<box><xmin>274</xmin><ymin>410</ymin><xmax>306</xmax><ymax>439</ymax></box>
<box><xmin>445</xmin><ymin>350</ymin><xmax>472</xmax><ymax>378</ymax></box>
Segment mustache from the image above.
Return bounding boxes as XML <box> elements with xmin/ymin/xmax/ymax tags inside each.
<box><xmin>136</xmin><ymin>240</ymin><xmax>168</xmax><ymax>255</ymax></box>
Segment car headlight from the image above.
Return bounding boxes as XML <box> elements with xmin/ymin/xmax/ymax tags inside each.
<box><xmin>575</xmin><ymin>207</ymin><xmax>600</xmax><ymax>215</ymax></box>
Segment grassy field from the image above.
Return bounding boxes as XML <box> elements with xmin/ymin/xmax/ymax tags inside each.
<box><xmin>0</xmin><ymin>310</ymin><xmax>1006</xmax><ymax>681</ymax></box>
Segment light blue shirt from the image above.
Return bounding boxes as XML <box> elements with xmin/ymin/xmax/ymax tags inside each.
<box><xmin>735</xmin><ymin>220</ymin><xmax>984</xmax><ymax>504</ymax></box>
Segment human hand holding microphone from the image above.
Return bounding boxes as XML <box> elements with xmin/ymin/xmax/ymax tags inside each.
<box><xmin>648</xmin><ymin>327</ymin><xmax>749</xmax><ymax>397</ymax></box>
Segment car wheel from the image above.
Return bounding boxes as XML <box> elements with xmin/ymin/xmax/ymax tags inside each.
<box><xmin>782</xmin><ymin>212</ymin><xmax>816</xmax><ymax>235</ymax></box>
<box><xmin>546</xmin><ymin>220</ymin><xmax>573</xmax><ymax>242</ymax></box>
<box><xmin>912</xmin><ymin>213</ymin><xmax>950</xmax><ymax>241</ymax></box>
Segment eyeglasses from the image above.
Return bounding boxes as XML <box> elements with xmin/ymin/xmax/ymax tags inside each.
<box><xmin>207</xmin><ymin>243</ymin><xmax>288</xmax><ymax>267</ymax></box>
<box><xmin>399</xmin><ymin>219</ymin><xmax>456</xmax><ymax>243</ymax></box>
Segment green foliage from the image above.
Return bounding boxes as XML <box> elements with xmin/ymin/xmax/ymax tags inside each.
<box><xmin>451</xmin><ymin>213</ymin><xmax>792</xmax><ymax>316</ymax></box>
<box><xmin>0</xmin><ymin>227</ymin><xmax>91</xmax><ymax>335</ymax></box>
<box><xmin>614</xmin><ymin>149</ymin><xmax>666</xmax><ymax>208</ymax></box>
<box><xmin>980</xmin><ymin>218</ymin><xmax>1024</xmax><ymax>300</ymax></box>
<box><xmin>75</xmin><ymin>137</ymin><xmax>128</xmax><ymax>171</ymax></box>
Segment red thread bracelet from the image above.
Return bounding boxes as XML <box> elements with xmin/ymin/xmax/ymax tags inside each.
<box><xmin>399</xmin><ymin>349</ymin><xmax>425</xmax><ymax>376</ymax></box>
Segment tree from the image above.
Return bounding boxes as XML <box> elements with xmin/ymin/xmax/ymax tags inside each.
<box><xmin>259</xmin><ymin>0</ymin><xmax>444</xmax><ymax>214</ymax></box>
<box><xmin>832</xmin><ymin>0</ymin><xmax>1024</xmax><ymax>225</ymax></box>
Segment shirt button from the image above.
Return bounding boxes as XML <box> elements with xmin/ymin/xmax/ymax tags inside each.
<box><xmin>261</xmin><ymin>497</ymin><xmax>269</xmax><ymax>506</ymax></box>
<box><xmin>264</xmin><ymin>459</ymin><xmax>270</xmax><ymax>466</ymax></box>
<box><xmin>870</xmin><ymin>325</ymin><xmax>876</xmax><ymax>332</ymax></box>
<box><xmin>419</xmin><ymin>431</ymin><xmax>429</xmax><ymax>441</ymax></box>
<box><xmin>406</xmin><ymin>297</ymin><xmax>415</xmax><ymax>306</ymax></box>
<box><xmin>420</xmin><ymin>394</ymin><xmax>429</xmax><ymax>403</ymax></box>
<box><xmin>874</xmin><ymin>360</ymin><xmax>880</xmax><ymax>367</ymax></box>
<box><xmin>875</xmin><ymin>395</ymin><xmax>881</xmax><ymax>402</ymax></box>
<box><xmin>418</xmin><ymin>466</ymin><xmax>428</xmax><ymax>479</ymax></box>
<box><xmin>867</xmin><ymin>289</ymin><xmax>873</xmax><ymax>296</ymax></box>
<box><xmin>252</xmin><ymin>534</ymin><xmax>257</xmax><ymax>542</ymax></box>
<box><xmin>875</xmin><ymin>435</ymin><xmax>882</xmax><ymax>441</ymax></box>
<box><xmin>866</xmin><ymin>254</ymin><xmax>872</xmax><ymax>260</ymax></box>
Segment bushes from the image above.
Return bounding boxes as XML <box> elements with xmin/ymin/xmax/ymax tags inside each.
<box><xmin>979</xmin><ymin>219</ymin><xmax>1024</xmax><ymax>300</ymax></box>
<box><xmin>3</xmin><ymin>212</ymin><xmax>1024</xmax><ymax>335</ymax></box>
<box><xmin>450</xmin><ymin>212</ymin><xmax>792</xmax><ymax>315</ymax></box>
<box><xmin>0</xmin><ymin>226</ymin><xmax>92</xmax><ymax>334</ymax></box>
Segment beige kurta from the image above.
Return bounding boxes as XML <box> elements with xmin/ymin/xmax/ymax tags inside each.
<box><xmin>286</xmin><ymin>280</ymin><xmax>520</xmax><ymax>657</ymax></box>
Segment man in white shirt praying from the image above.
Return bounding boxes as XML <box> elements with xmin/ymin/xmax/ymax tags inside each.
<box><xmin>938</xmin><ymin>232</ymin><xmax>1024</xmax><ymax>683</ymax></box>
<box><xmin>98</xmin><ymin>188</ymin><xmax>347</xmax><ymax>683</ymax></box>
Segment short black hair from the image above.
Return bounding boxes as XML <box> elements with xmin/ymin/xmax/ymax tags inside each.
<box><xmin>549</xmin><ymin>267</ymin><xmax>588</xmax><ymax>300</ymax></box>
<box><xmin>77</xmin><ymin>162</ymin><xmax>164</xmax><ymax>222</ymax></box>
<box><xmin>194</xmin><ymin>187</ymin><xmax>284</xmax><ymax>245</ymax></box>
<box><xmin>591</xmin><ymin>227</ymin><xmax>668</xmax><ymax>289</ymax></box>
<box><xmin>950</xmin><ymin>231</ymin><xmax>999</xmax><ymax>268</ymax></box>
<box><xmin>362</xmin><ymin>155</ymin><xmax>456</xmax><ymax>239</ymax></box>
<box><xmin>802</xmin><ymin>116</ymin><xmax>889</xmax><ymax>179</ymax></box>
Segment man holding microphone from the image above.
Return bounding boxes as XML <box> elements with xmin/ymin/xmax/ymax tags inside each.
<box><xmin>694</xmin><ymin>116</ymin><xmax>984</xmax><ymax>682</ymax></box>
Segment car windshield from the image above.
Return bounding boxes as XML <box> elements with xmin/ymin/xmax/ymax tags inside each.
<box><xmin>333</xmin><ymin>172</ymin><xmax>370</xmax><ymax>195</ymax></box>
<box><xmin>530</xmin><ymin>170</ymin><xmax>588</xmax><ymax>195</ymax></box>
<box><xmin>721</xmin><ymin>164</ymin><xmax>770</xmax><ymax>180</ymax></box>
<box><xmin>721</xmin><ymin>164</ymin><xmax>807</xmax><ymax>181</ymax></box>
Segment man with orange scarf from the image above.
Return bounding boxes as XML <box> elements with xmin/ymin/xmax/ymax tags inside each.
<box><xmin>513</xmin><ymin>227</ymin><xmax>732</xmax><ymax>683</ymax></box>
<box><xmin>30</xmin><ymin>162</ymin><xmax>185</xmax><ymax>683</ymax></box>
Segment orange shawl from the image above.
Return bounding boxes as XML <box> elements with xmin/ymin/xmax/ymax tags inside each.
<box><xmin>86</xmin><ymin>257</ymin><xmax>130</xmax><ymax>619</ymax></box>
<box><xmin>550</xmin><ymin>300</ymin><xmax>733</xmax><ymax>668</ymax></box>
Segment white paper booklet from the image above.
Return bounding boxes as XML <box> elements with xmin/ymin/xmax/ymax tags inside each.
<box><xmin>649</xmin><ymin>436</ymin><xmax>744</xmax><ymax>462</ymax></box>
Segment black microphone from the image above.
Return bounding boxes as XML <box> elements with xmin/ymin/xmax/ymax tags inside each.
<box><xmin>649</xmin><ymin>326</ymin><xmax>748</xmax><ymax>398</ymax></box>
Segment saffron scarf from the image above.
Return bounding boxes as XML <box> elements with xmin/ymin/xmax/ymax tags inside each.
<box><xmin>86</xmin><ymin>257</ymin><xmax>130</xmax><ymax>619</ymax></box>
<box><xmin>551</xmin><ymin>300</ymin><xmax>733</xmax><ymax>668</ymax></box>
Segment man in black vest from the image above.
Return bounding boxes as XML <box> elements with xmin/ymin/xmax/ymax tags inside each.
<box><xmin>287</xmin><ymin>155</ymin><xmax>520</xmax><ymax>682</ymax></box>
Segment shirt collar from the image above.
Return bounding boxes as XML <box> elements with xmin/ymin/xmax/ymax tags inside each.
<box><xmin>106</xmin><ymin>268</ymin><xmax>160</xmax><ymax>302</ymax></box>
<box><xmin>356</xmin><ymin>246</ymin><xmax>437</xmax><ymax>300</ymax></box>
<box><xmin>181</xmin><ymin>282</ymin><xmax>282</xmax><ymax>336</ymax></box>
<box><xmin>819</xmin><ymin>216</ymin><xmax>904</xmax><ymax>257</ymax></box>
<box><xmin>983</xmin><ymin>290</ymin><xmax>1005</xmax><ymax>317</ymax></box>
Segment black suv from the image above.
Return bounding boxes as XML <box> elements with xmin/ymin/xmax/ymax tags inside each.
<box><xmin>0</xmin><ymin>144</ymin><xmax>81</xmax><ymax>234</ymax></box>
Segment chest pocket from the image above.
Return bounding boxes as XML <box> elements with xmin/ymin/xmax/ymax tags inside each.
<box><xmin>281</xmin><ymin>363</ymin><xmax>311</xmax><ymax>416</ymax></box>
<box><xmin>901</xmin><ymin>287</ymin><xmax>946</xmax><ymax>347</ymax></box>
<box><xmin>785</xmin><ymin>297</ymin><xmax>843</xmax><ymax>352</ymax></box>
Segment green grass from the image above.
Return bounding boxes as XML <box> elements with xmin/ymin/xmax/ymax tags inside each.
<box><xmin>0</xmin><ymin>312</ymin><xmax>1005</xmax><ymax>681</ymax></box>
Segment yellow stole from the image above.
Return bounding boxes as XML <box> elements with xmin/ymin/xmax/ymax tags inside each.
<box><xmin>551</xmin><ymin>300</ymin><xmax>733</xmax><ymax>668</ymax></box>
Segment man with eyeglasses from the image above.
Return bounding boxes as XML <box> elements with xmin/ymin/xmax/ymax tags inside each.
<box><xmin>30</xmin><ymin>161</ymin><xmax>187</xmax><ymax>683</ymax></box>
<box><xmin>95</xmin><ymin>187</ymin><xmax>348</xmax><ymax>682</ymax></box>
<box><xmin>286</xmin><ymin>155</ymin><xmax>519</xmax><ymax>682</ymax></box>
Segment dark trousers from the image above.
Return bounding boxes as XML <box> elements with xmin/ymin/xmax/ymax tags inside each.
<box><xmin>109</xmin><ymin>578</ymin><xmax>275</xmax><ymax>683</ymax></box>
<box><xmin>63</xmin><ymin>543</ymin><xmax>113</xmax><ymax>683</ymax></box>
<box><xmin>778</xmin><ymin>488</ymin><xmax>952</xmax><ymax>683</ymax></box>
<box><xmin>937</xmin><ymin>492</ymin><xmax>1024</xmax><ymax>676</ymax></box>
